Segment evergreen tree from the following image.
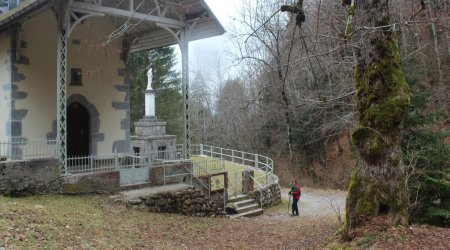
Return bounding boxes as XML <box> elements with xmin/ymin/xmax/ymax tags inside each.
<box><xmin>402</xmin><ymin>62</ymin><xmax>450</xmax><ymax>227</ymax></box>
<box><xmin>129</xmin><ymin>51</ymin><xmax>149</xmax><ymax>133</ymax></box>
<box><xmin>129</xmin><ymin>47</ymin><xmax>182</xmax><ymax>140</ymax></box>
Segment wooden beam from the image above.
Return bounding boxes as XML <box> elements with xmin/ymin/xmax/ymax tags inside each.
<box><xmin>70</xmin><ymin>1</ymin><xmax>185</xmax><ymax>29</ymax></box>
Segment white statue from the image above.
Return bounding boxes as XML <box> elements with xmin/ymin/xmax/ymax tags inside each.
<box><xmin>145</xmin><ymin>67</ymin><xmax>155</xmax><ymax>117</ymax></box>
<box><xmin>147</xmin><ymin>68</ymin><xmax>153</xmax><ymax>90</ymax></box>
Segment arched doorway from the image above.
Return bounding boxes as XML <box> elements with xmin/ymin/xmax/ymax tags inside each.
<box><xmin>67</xmin><ymin>102</ymin><xmax>90</xmax><ymax>156</ymax></box>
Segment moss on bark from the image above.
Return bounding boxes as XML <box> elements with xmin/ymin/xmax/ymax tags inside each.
<box><xmin>346</xmin><ymin>166</ymin><xmax>409</xmax><ymax>230</ymax></box>
<box><xmin>345</xmin><ymin>1</ymin><xmax>410</xmax><ymax>232</ymax></box>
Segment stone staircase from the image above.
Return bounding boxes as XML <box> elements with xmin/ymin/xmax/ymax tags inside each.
<box><xmin>226</xmin><ymin>194</ymin><xmax>263</xmax><ymax>218</ymax></box>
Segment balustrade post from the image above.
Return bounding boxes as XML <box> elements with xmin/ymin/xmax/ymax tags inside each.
<box><xmin>266</xmin><ymin>164</ymin><xmax>269</xmax><ymax>184</ymax></box>
<box><xmin>114</xmin><ymin>148</ymin><xmax>118</xmax><ymax>170</ymax></box>
<box><xmin>90</xmin><ymin>155</ymin><xmax>94</xmax><ymax>172</ymax></box>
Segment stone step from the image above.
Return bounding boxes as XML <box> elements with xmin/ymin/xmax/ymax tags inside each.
<box><xmin>235</xmin><ymin>199</ymin><xmax>256</xmax><ymax>207</ymax></box>
<box><xmin>236</xmin><ymin>203</ymin><xmax>260</xmax><ymax>214</ymax></box>
<box><xmin>227</xmin><ymin>194</ymin><xmax>250</xmax><ymax>203</ymax></box>
<box><xmin>230</xmin><ymin>208</ymin><xmax>264</xmax><ymax>218</ymax></box>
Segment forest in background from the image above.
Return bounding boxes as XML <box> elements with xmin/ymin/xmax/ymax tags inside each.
<box><xmin>188</xmin><ymin>0</ymin><xmax>450</xmax><ymax>227</ymax></box>
<box><xmin>130</xmin><ymin>0</ymin><xmax>449</xmax><ymax>227</ymax></box>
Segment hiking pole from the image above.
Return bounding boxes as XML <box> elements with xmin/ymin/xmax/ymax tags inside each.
<box><xmin>287</xmin><ymin>193</ymin><xmax>291</xmax><ymax>214</ymax></box>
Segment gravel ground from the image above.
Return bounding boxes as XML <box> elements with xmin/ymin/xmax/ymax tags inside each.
<box><xmin>287</xmin><ymin>187</ymin><xmax>346</xmax><ymax>217</ymax></box>
<box><xmin>258</xmin><ymin>187</ymin><xmax>347</xmax><ymax>220</ymax></box>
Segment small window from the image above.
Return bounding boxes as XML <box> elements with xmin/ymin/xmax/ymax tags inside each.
<box><xmin>71</xmin><ymin>68</ymin><xmax>83</xmax><ymax>86</ymax></box>
<box><xmin>133</xmin><ymin>147</ymin><xmax>140</xmax><ymax>156</ymax></box>
<box><xmin>157</xmin><ymin>146</ymin><xmax>166</xmax><ymax>159</ymax></box>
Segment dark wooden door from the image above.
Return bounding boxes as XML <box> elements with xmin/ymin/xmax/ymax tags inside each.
<box><xmin>67</xmin><ymin>102</ymin><xmax>90</xmax><ymax>157</ymax></box>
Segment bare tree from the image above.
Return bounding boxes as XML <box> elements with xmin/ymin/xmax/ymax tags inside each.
<box><xmin>229</xmin><ymin>0</ymin><xmax>357</xmax><ymax>164</ymax></box>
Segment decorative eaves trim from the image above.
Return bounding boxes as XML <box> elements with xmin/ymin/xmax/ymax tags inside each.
<box><xmin>0</xmin><ymin>0</ymin><xmax>49</xmax><ymax>31</ymax></box>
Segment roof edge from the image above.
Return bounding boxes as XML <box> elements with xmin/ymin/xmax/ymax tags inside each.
<box><xmin>200</xmin><ymin>0</ymin><xmax>226</xmax><ymax>35</ymax></box>
<box><xmin>0</xmin><ymin>0</ymin><xmax>50</xmax><ymax>31</ymax></box>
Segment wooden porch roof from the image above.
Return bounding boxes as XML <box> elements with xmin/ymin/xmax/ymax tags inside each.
<box><xmin>0</xmin><ymin>0</ymin><xmax>225</xmax><ymax>52</ymax></box>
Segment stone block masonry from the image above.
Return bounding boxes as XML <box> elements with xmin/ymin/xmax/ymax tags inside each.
<box><xmin>123</xmin><ymin>187</ymin><xmax>225</xmax><ymax>216</ymax></box>
<box><xmin>248</xmin><ymin>182</ymin><xmax>282</xmax><ymax>208</ymax></box>
<box><xmin>0</xmin><ymin>158</ymin><xmax>119</xmax><ymax>196</ymax></box>
<box><xmin>0</xmin><ymin>158</ymin><xmax>61</xmax><ymax>196</ymax></box>
<box><xmin>62</xmin><ymin>171</ymin><xmax>120</xmax><ymax>194</ymax></box>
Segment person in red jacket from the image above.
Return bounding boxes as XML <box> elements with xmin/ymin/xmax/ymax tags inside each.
<box><xmin>289</xmin><ymin>180</ymin><xmax>301</xmax><ymax>216</ymax></box>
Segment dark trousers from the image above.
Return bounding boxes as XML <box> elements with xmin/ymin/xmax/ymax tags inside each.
<box><xmin>292</xmin><ymin>198</ymin><xmax>299</xmax><ymax>215</ymax></box>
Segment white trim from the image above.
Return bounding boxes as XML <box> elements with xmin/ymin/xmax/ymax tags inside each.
<box><xmin>180</xmin><ymin>28</ymin><xmax>190</xmax><ymax>159</ymax></box>
<box><xmin>67</xmin><ymin>11</ymin><xmax>104</xmax><ymax>36</ymax></box>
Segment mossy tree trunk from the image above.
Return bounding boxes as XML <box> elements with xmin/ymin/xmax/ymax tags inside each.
<box><xmin>345</xmin><ymin>0</ymin><xmax>410</xmax><ymax>230</ymax></box>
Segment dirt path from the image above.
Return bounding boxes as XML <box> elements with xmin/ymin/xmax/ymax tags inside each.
<box><xmin>257</xmin><ymin>187</ymin><xmax>347</xmax><ymax>220</ymax></box>
<box><xmin>289</xmin><ymin>187</ymin><xmax>346</xmax><ymax>217</ymax></box>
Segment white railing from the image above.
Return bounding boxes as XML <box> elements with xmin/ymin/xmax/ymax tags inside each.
<box><xmin>0</xmin><ymin>139</ymin><xmax>277</xmax><ymax>192</ymax></box>
<box><xmin>161</xmin><ymin>163</ymin><xmax>193</xmax><ymax>188</ymax></box>
<box><xmin>190</xmin><ymin>159</ymin><xmax>227</xmax><ymax>210</ymax></box>
<box><xmin>192</xmin><ymin>157</ymin><xmax>226</xmax><ymax>175</ymax></box>
<box><xmin>67</xmin><ymin>153</ymin><xmax>147</xmax><ymax>175</ymax></box>
<box><xmin>191</xmin><ymin>144</ymin><xmax>276</xmax><ymax>188</ymax></box>
<box><xmin>0</xmin><ymin>138</ymin><xmax>57</xmax><ymax>160</ymax></box>
<box><xmin>147</xmin><ymin>150</ymin><xmax>182</xmax><ymax>163</ymax></box>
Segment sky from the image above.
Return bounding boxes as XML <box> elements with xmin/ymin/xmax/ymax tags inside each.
<box><xmin>175</xmin><ymin>0</ymin><xmax>240</xmax><ymax>78</ymax></box>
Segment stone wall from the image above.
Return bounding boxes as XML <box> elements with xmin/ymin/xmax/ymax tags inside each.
<box><xmin>62</xmin><ymin>171</ymin><xmax>120</xmax><ymax>194</ymax></box>
<box><xmin>150</xmin><ymin>161</ymin><xmax>192</xmax><ymax>186</ymax></box>
<box><xmin>0</xmin><ymin>158</ymin><xmax>61</xmax><ymax>196</ymax></box>
<box><xmin>248</xmin><ymin>179</ymin><xmax>282</xmax><ymax>208</ymax></box>
<box><xmin>124</xmin><ymin>187</ymin><xmax>224</xmax><ymax>216</ymax></box>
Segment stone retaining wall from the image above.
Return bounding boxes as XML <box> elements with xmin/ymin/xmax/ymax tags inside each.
<box><xmin>0</xmin><ymin>158</ymin><xmax>61</xmax><ymax>196</ymax></box>
<box><xmin>0</xmin><ymin>158</ymin><xmax>122</xmax><ymax>196</ymax></box>
<box><xmin>124</xmin><ymin>187</ymin><xmax>224</xmax><ymax>216</ymax></box>
<box><xmin>248</xmin><ymin>179</ymin><xmax>281</xmax><ymax>208</ymax></box>
<box><xmin>62</xmin><ymin>171</ymin><xmax>120</xmax><ymax>194</ymax></box>
<box><xmin>150</xmin><ymin>161</ymin><xmax>192</xmax><ymax>186</ymax></box>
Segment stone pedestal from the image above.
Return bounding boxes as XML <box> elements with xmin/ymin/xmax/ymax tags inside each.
<box><xmin>131</xmin><ymin>116</ymin><xmax>177</xmax><ymax>159</ymax></box>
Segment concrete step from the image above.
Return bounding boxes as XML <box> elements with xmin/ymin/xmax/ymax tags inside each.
<box><xmin>120</xmin><ymin>182</ymin><xmax>152</xmax><ymax>191</ymax></box>
<box><xmin>236</xmin><ymin>203</ymin><xmax>260</xmax><ymax>214</ymax></box>
<box><xmin>235</xmin><ymin>199</ymin><xmax>256</xmax><ymax>207</ymax></box>
<box><xmin>228</xmin><ymin>194</ymin><xmax>249</xmax><ymax>203</ymax></box>
<box><xmin>230</xmin><ymin>208</ymin><xmax>264</xmax><ymax>218</ymax></box>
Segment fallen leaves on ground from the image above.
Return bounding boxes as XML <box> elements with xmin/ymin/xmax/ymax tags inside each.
<box><xmin>1</xmin><ymin>192</ymin><xmax>448</xmax><ymax>249</ymax></box>
<box><xmin>0</xmin><ymin>194</ymin><xmax>339</xmax><ymax>249</ymax></box>
<box><xmin>336</xmin><ymin>216</ymin><xmax>450</xmax><ymax>250</ymax></box>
